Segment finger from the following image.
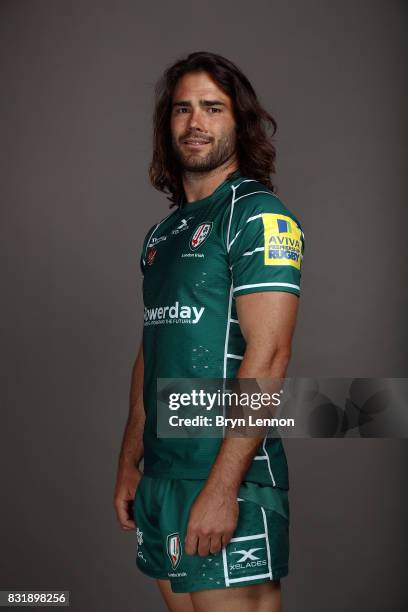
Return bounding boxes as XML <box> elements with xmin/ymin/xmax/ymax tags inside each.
<box><xmin>184</xmin><ymin>532</ymin><xmax>198</xmax><ymax>556</ymax></box>
<box><xmin>209</xmin><ymin>535</ymin><xmax>222</xmax><ymax>555</ymax></box>
<box><xmin>197</xmin><ymin>535</ymin><xmax>211</xmax><ymax>557</ymax></box>
<box><xmin>120</xmin><ymin>515</ymin><xmax>136</xmax><ymax>529</ymax></box>
<box><xmin>116</xmin><ymin>499</ymin><xmax>136</xmax><ymax>530</ymax></box>
<box><xmin>221</xmin><ymin>532</ymin><xmax>233</xmax><ymax>549</ymax></box>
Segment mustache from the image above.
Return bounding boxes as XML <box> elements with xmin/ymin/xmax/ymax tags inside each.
<box><xmin>180</xmin><ymin>131</ymin><xmax>213</xmax><ymax>143</ymax></box>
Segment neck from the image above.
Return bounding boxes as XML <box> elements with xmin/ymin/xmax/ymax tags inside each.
<box><xmin>182</xmin><ymin>157</ymin><xmax>239</xmax><ymax>204</ymax></box>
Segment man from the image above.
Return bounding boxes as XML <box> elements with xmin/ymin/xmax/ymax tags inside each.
<box><xmin>114</xmin><ymin>51</ymin><xmax>305</xmax><ymax>612</ymax></box>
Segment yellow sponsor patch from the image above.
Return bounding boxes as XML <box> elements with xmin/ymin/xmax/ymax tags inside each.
<box><xmin>262</xmin><ymin>213</ymin><xmax>302</xmax><ymax>269</ymax></box>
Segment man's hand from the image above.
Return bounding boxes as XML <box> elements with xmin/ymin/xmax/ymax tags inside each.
<box><xmin>185</xmin><ymin>482</ymin><xmax>239</xmax><ymax>556</ymax></box>
<box><xmin>113</xmin><ymin>465</ymin><xmax>142</xmax><ymax>531</ymax></box>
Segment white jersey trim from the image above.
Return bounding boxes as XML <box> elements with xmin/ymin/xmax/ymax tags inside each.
<box><xmin>236</xmin><ymin>179</ymin><xmax>258</xmax><ymax>187</ymax></box>
<box><xmin>246</xmin><ymin>213</ymin><xmax>263</xmax><ymax>222</ymax></box>
<box><xmin>233</xmin><ymin>282</ymin><xmax>300</xmax><ymax>293</ymax></box>
<box><xmin>228</xmin><ymin>207</ymin><xmax>273</xmax><ymax>252</ymax></box>
<box><xmin>226</xmin><ymin>185</ymin><xmax>238</xmax><ymax>252</ymax></box>
<box><xmin>226</xmin><ymin>181</ymin><xmax>259</xmax><ymax>252</ymax></box>
<box><xmin>228</xmin><ymin>229</ymin><xmax>242</xmax><ymax>250</ymax></box>
<box><xmin>222</xmin><ymin>284</ymin><xmax>234</xmax><ymax>378</ymax></box>
<box><xmin>234</xmin><ymin>190</ymin><xmax>278</xmax><ymax>204</ymax></box>
<box><xmin>242</xmin><ymin>247</ymin><xmax>265</xmax><ymax>256</ymax></box>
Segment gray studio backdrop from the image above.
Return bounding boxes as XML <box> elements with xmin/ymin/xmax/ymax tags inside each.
<box><xmin>1</xmin><ymin>1</ymin><xmax>407</xmax><ymax>611</ymax></box>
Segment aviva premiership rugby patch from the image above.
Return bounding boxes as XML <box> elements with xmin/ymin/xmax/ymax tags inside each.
<box><xmin>262</xmin><ymin>213</ymin><xmax>302</xmax><ymax>269</ymax></box>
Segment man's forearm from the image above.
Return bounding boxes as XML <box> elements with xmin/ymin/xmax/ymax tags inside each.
<box><xmin>205</xmin><ymin>347</ymin><xmax>290</xmax><ymax>493</ymax></box>
<box><xmin>118</xmin><ymin>411</ymin><xmax>144</xmax><ymax>469</ymax></box>
<box><xmin>117</xmin><ymin>344</ymin><xmax>145</xmax><ymax>471</ymax></box>
<box><xmin>114</xmin><ymin>343</ymin><xmax>145</xmax><ymax>529</ymax></box>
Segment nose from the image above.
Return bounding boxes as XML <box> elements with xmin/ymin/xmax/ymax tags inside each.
<box><xmin>187</xmin><ymin>107</ymin><xmax>206</xmax><ymax>133</ymax></box>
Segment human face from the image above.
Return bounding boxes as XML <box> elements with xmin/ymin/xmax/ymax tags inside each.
<box><xmin>170</xmin><ymin>71</ymin><xmax>237</xmax><ymax>173</ymax></box>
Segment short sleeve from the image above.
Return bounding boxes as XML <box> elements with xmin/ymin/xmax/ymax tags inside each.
<box><xmin>139</xmin><ymin>222</ymin><xmax>158</xmax><ymax>278</ymax></box>
<box><xmin>140</xmin><ymin>251</ymin><xmax>145</xmax><ymax>277</ymax></box>
<box><xmin>228</xmin><ymin>193</ymin><xmax>305</xmax><ymax>298</ymax></box>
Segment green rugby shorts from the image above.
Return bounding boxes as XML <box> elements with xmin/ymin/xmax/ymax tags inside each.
<box><xmin>132</xmin><ymin>476</ymin><xmax>289</xmax><ymax>593</ymax></box>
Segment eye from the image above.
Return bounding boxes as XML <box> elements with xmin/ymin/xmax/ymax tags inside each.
<box><xmin>208</xmin><ymin>107</ymin><xmax>222</xmax><ymax>113</ymax></box>
<box><xmin>175</xmin><ymin>107</ymin><xmax>189</xmax><ymax>114</ymax></box>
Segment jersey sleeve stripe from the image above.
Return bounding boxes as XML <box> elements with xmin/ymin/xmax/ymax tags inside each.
<box><xmin>228</xmin><ymin>214</ymin><xmax>264</xmax><ymax>251</ymax></box>
<box><xmin>233</xmin><ymin>282</ymin><xmax>300</xmax><ymax>293</ymax></box>
<box><xmin>228</xmin><ymin>229</ymin><xmax>242</xmax><ymax>250</ymax></box>
<box><xmin>226</xmin><ymin>182</ymin><xmax>264</xmax><ymax>251</ymax></box>
<box><xmin>242</xmin><ymin>247</ymin><xmax>265</xmax><ymax>256</ymax></box>
<box><xmin>234</xmin><ymin>190</ymin><xmax>278</xmax><ymax>204</ymax></box>
<box><xmin>245</xmin><ymin>213</ymin><xmax>263</xmax><ymax>222</ymax></box>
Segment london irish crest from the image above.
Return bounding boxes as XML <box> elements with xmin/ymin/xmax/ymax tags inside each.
<box><xmin>190</xmin><ymin>222</ymin><xmax>212</xmax><ymax>251</ymax></box>
<box><xmin>166</xmin><ymin>533</ymin><xmax>182</xmax><ymax>569</ymax></box>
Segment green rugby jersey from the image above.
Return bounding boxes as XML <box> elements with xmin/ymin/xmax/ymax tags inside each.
<box><xmin>140</xmin><ymin>171</ymin><xmax>304</xmax><ymax>487</ymax></box>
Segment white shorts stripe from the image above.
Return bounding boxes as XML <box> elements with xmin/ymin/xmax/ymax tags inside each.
<box><xmin>226</xmin><ymin>353</ymin><xmax>244</xmax><ymax>360</ymax></box>
<box><xmin>222</xmin><ymin>546</ymin><xmax>230</xmax><ymax>587</ymax></box>
<box><xmin>229</xmin><ymin>573</ymin><xmax>272</xmax><ymax>584</ymax></box>
<box><xmin>261</xmin><ymin>506</ymin><xmax>273</xmax><ymax>579</ymax></box>
<box><xmin>230</xmin><ymin>533</ymin><xmax>266</xmax><ymax>543</ymax></box>
<box><xmin>263</xmin><ymin>437</ymin><xmax>276</xmax><ymax>486</ymax></box>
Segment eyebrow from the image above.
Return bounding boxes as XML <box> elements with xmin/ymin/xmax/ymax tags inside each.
<box><xmin>172</xmin><ymin>99</ymin><xmax>227</xmax><ymax>108</ymax></box>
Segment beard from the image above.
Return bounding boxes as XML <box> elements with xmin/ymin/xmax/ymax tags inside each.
<box><xmin>172</xmin><ymin>129</ymin><xmax>237</xmax><ymax>173</ymax></box>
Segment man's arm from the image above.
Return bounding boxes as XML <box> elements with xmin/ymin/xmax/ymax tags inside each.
<box><xmin>185</xmin><ymin>291</ymin><xmax>298</xmax><ymax>556</ymax></box>
<box><xmin>113</xmin><ymin>340</ymin><xmax>145</xmax><ymax>530</ymax></box>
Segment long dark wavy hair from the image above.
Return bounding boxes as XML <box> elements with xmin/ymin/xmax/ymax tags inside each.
<box><xmin>149</xmin><ymin>51</ymin><xmax>278</xmax><ymax>207</ymax></box>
